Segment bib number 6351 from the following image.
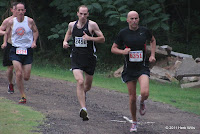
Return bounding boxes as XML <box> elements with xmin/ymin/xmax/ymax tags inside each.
<box><xmin>129</xmin><ymin>50</ymin><xmax>143</xmax><ymax>62</ymax></box>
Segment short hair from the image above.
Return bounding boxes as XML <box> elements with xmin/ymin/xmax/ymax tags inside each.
<box><xmin>10</xmin><ymin>2</ymin><xmax>18</xmax><ymax>9</ymax></box>
<box><xmin>77</xmin><ymin>5</ymin><xmax>88</xmax><ymax>12</ymax></box>
<box><xmin>16</xmin><ymin>2</ymin><xmax>26</xmax><ymax>9</ymax></box>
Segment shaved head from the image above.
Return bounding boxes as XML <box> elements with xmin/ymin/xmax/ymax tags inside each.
<box><xmin>127</xmin><ymin>11</ymin><xmax>139</xmax><ymax>18</ymax></box>
<box><xmin>127</xmin><ymin>11</ymin><xmax>140</xmax><ymax>30</ymax></box>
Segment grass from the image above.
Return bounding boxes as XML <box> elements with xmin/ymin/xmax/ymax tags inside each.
<box><xmin>0</xmin><ymin>59</ymin><xmax>200</xmax><ymax>134</ymax></box>
<box><xmin>0</xmin><ymin>97</ymin><xmax>45</xmax><ymax>134</ymax></box>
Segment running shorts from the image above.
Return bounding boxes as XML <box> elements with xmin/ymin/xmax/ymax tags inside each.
<box><xmin>121</xmin><ymin>65</ymin><xmax>150</xmax><ymax>83</ymax></box>
<box><xmin>71</xmin><ymin>52</ymin><xmax>96</xmax><ymax>75</ymax></box>
<box><xmin>3</xmin><ymin>43</ymin><xmax>13</xmax><ymax>66</ymax></box>
<box><xmin>9</xmin><ymin>47</ymin><xmax>33</xmax><ymax>65</ymax></box>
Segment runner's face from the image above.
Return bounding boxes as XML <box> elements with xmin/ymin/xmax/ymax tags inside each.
<box><xmin>11</xmin><ymin>6</ymin><xmax>17</xmax><ymax>17</ymax></box>
<box><xmin>77</xmin><ymin>7</ymin><xmax>89</xmax><ymax>22</ymax></box>
<box><xmin>16</xmin><ymin>4</ymin><xmax>26</xmax><ymax>18</ymax></box>
<box><xmin>127</xmin><ymin>12</ymin><xmax>139</xmax><ymax>30</ymax></box>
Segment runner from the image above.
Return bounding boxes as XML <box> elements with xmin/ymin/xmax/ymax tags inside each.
<box><xmin>111</xmin><ymin>11</ymin><xmax>156</xmax><ymax>132</ymax></box>
<box><xmin>4</xmin><ymin>2</ymin><xmax>39</xmax><ymax>104</ymax></box>
<box><xmin>0</xmin><ymin>30</ymin><xmax>5</xmax><ymax>36</ymax></box>
<box><xmin>63</xmin><ymin>5</ymin><xmax>105</xmax><ymax>121</ymax></box>
<box><xmin>1</xmin><ymin>2</ymin><xmax>18</xmax><ymax>94</ymax></box>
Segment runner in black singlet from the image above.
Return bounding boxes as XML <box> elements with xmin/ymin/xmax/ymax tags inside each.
<box><xmin>71</xmin><ymin>20</ymin><xmax>96</xmax><ymax>75</ymax></box>
<box><xmin>1</xmin><ymin>2</ymin><xmax>18</xmax><ymax>94</ymax></box>
<box><xmin>63</xmin><ymin>5</ymin><xmax>105</xmax><ymax>121</ymax></box>
<box><xmin>111</xmin><ymin>11</ymin><xmax>156</xmax><ymax>132</ymax></box>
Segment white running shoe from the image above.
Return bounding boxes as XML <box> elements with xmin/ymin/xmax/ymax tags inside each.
<box><xmin>130</xmin><ymin>122</ymin><xmax>137</xmax><ymax>132</ymax></box>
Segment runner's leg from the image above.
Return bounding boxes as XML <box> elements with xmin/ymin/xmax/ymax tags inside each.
<box><xmin>7</xmin><ymin>65</ymin><xmax>14</xmax><ymax>84</ymax></box>
<box><xmin>13</xmin><ymin>60</ymin><xmax>26</xmax><ymax>98</ymax></box>
<box><xmin>73</xmin><ymin>69</ymin><xmax>86</xmax><ymax>108</ymax></box>
<box><xmin>22</xmin><ymin>64</ymin><xmax>32</xmax><ymax>81</ymax></box>
<box><xmin>84</xmin><ymin>72</ymin><xmax>93</xmax><ymax>93</ymax></box>
<box><xmin>138</xmin><ymin>75</ymin><xmax>149</xmax><ymax>102</ymax></box>
<box><xmin>127</xmin><ymin>81</ymin><xmax>137</xmax><ymax>122</ymax></box>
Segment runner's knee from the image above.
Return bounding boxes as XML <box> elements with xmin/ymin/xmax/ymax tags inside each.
<box><xmin>84</xmin><ymin>83</ymin><xmax>92</xmax><ymax>91</ymax></box>
<box><xmin>77</xmin><ymin>79</ymin><xmax>84</xmax><ymax>86</ymax></box>
<box><xmin>129</xmin><ymin>95</ymin><xmax>137</xmax><ymax>103</ymax></box>
<box><xmin>141</xmin><ymin>90</ymin><xmax>149</xmax><ymax>99</ymax></box>
<box><xmin>7</xmin><ymin>66</ymin><xmax>14</xmax><ymax>72</ymax></box>
<box><xmin>24</xmin><ymin>76</ymin><xmax>30</xmax><ymax>81</ymax></box>
<box><xmin>16</xmin><ymin>71</ymin><xmax>23</xmax><ymax>80</ymax></box>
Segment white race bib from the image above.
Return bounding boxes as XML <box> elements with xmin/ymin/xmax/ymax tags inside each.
<box><xmin>16</xmin><ymin>48</ymin><xmax>27</xmax><ymax>55</ymax></box>
<box><xmin>129</xmin><ymin>50</ymin><xmax>143</xmax><ymax>62</ymax></box>
<box><xmin>75</xmin><ymin>37</ymin><xmax>87</xmax><ymax>47</ymax></box>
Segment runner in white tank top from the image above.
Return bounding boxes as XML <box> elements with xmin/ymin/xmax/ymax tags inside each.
<box><xmin>11</xmin><ymin>16</ymin><xmax>33</xmax><ymax>48</ymax></box>
<box><xmin>4</xmin><ymin>2</ymin><xmax>39</xmax><ymax>104</ymax></box>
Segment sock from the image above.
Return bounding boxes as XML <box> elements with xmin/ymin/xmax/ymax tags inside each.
<box><xmin>81</xmin><ymin>107</ymin><xmax>87</xmax><ymax>111</ymax></box>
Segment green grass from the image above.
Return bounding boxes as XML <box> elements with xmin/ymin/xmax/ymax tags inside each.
<box><xmin>0</xmin><ymin>97</ymin><xmax>45</xmax><ymax>134</ymax></box>
<box><xmin>0</xmin><ymin>59</ymin><xmax>200</xmax><ymax>134</ymax></box>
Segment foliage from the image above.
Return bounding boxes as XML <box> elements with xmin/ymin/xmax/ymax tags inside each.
<box><xmin>48</xmin><ymin>0</ymin><xmax>170</xmax><ymax>40</ymax></box>
<box><xmin>0</xmin><ymin>0</ymin><xmax>200</xmax><ymax>71</ymax></box>
<box><xmin>138</xmin><ymin>1</ymin><xmax>170</xmax><ymax>31</ymax></box>
<box><xmin>0</xmin><ymin>0</ymin><xmax>10</xmax><ymax>21</ymax></box>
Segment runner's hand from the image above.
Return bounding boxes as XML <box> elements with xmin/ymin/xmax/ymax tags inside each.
<box><xmin>1</xmin><ymin>43</ymin><xmax>7</xmax><ymax>49</ymax></box>
<box><xmin>31</xmin><ymin>42</ymin><xmax>37</xmax><ymax>48</ymax></box>
<box><xmin>149</xmin><ymin>55</ymin><xmax>156</xmax><ymax>63</ymax></box>
<box><xmin>123</xmin><ymin>48</ymin><xmax>131</xmax><ymax>55</ymax></box>
<box><xmin>63</xmin><ymin>41</ymin><xmax>70</xmax><ymax>49</ymax></box>
<box><xmin>82</xmin><ymin>31</ymin><xmax>91</xmax><ymax>41</ymax></box>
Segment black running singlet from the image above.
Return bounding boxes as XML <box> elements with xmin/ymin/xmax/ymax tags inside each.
<box><xmin>72</xmin><ymin>20</ymin><xmax>95</xmax><ymax>55</ymax></box>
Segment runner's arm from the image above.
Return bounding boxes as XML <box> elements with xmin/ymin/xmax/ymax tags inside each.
<box><xmin>83</xmin><ymin>21</ymin><xmax>105</xmax><ymax>43</ymax></box>
<box><xmin>1</xmin><ymin>20</ymin><xmax>12</xmax><ymax>49</ymax></box>
<box><xmin>30</xmin><ymin>18</ymin><xmax>38</xmax><ymax>48</ymax></box>
<box><xmin>0</xmin><ymin>28</ymin><xmax>5</xmax><ymax>36</ymax></box>
<box><xmin>63</xmin><ymin>22</ymin><xmax>73</xmax><ymax>49</ymax></box>
<box><xmin>0</xmin><ymin>19</ymin><xmax>8</xmax><ymax>45</ymax></box>
<box><xmin>111</xmin><ymin>43</ymin><xmax>131</xmax><ymax>55</ymax></box>
<box><xmin>149</xmin><ymin>35</ymin><xmax>156</xmax><ymax>62</ymax></box>
<box><xmin>0</xmin><ymin>22</ymin><xmax>6</xmax><ymax>35</ymax></box>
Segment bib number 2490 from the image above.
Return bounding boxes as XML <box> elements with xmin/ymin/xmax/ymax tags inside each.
<box><xmin>75</xmin><ymin>37</ymin><xmax>87</xmax><ymax>47</ymax></box>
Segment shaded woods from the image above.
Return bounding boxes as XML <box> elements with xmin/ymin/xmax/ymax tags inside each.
<box><xmin>1</xmin><ymin>0</ymin><xmax>200</xmax><ymax>71</ymax></box>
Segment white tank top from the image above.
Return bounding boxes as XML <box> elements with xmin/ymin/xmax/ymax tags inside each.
<box><xmin>11</xmin><ymin>16</ymin><xmax>33</xmax><ymax>48</ymax></box>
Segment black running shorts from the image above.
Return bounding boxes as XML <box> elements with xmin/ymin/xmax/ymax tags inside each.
<box><xmin>3</xmin><ymin>43</ymin><xmax>13</xmax><ymax>66</ymax></box>
<box><xmin>71</xmin><ymin>52</ymin><xmax>96</xmax><ymax>75</ymax></box>
<box><xmin>9</xmin><ymin>47</ymin><xmax>33</xmax><ymax>65</ymax></box>
<box><xmin>121</xmin><ymin>66</ymin><xmax>150</xmax><ymax>83</ymax></box>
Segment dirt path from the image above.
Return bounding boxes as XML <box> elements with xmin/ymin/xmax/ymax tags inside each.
<box><xmin>0</xmin><ymin>70</ymin><xmax>200</xmax><ymax>134</ymax></box>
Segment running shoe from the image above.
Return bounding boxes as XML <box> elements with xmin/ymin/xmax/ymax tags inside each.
<box><xmin>80</xmin><ymin>108</ymin><xmax>89</xmax><ymax>121</ymax></box>
<box><xmin>7</xmin><ymin>84</ymin><xmax>14</xmax><ymax>94</ymax></box>
<box><xmin>19</xmin><ymin>97</ymin><xmax>26</xmax><ymax>104</ymax></box>
<box><xmin>138</xmin><ymin>95</ymin><xmax>146</xmax><ymax>116</ymax></box>
<box><xmin>130</xmin><ymin>122</ymin><xmax>137</xmax><ymax>132</ymax></box>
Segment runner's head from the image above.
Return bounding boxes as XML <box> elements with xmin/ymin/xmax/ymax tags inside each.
<box><xmin>16</xmin><ymin>2</ymin><xmax>26</xmax><ymax>19</ymax></box>
<box><xmin>77</xmin><ymin>5</ymin><xmax>89</xmax><ymax>22</ymax></box>
<box><xmin>127</xmin><ymin>11</ymin><xmax>139</xmax><ymax>30</ymax></box>
<box><xmin>10</xmin><ymin>2</ymin><xmax>18</xmax><ymax>17</ymax></box>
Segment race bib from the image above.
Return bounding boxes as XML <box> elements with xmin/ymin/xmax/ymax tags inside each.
<box><xmin>129</xmin><ymin>50</ymin><xmax>143</xmax><ymax>62</ymax></box>
<box><xmin>16</xmin><ymin>48</ymin><xmax>27</xmax><ymax>55</ymax></box>
<box><xmin>75</xmin><ymin>37</ymin><xmax>87</xmax><ymax>47</ymax></box>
